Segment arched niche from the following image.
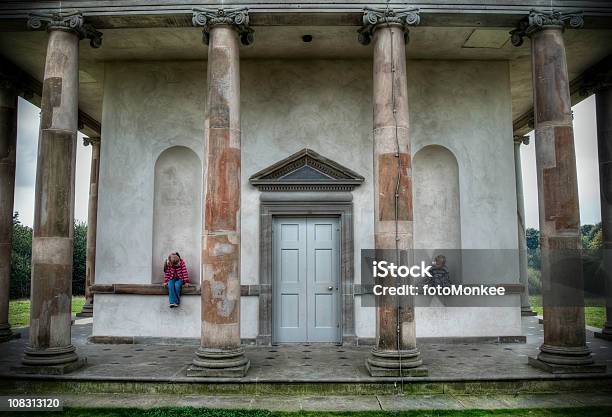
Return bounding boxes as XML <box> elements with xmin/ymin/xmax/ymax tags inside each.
<box><xmin>413</xmin><ymin>145</ymin><xmax>462</xmax><ymax>283</ymax></box>
<box><xmin>152</xmin><ymin>146</ymin><xmax>202</xmax><ymax>284</ymax></box>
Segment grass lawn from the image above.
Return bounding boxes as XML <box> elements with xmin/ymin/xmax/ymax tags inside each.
<box><xmin>5</xmin><ymin>408</ymin><xmax>612</xmax><ymax>417</ymax></box>
<box><xmin>529</xmin><ymin>296</ymin><xmax>606</xmax><ymax>329</ymax></box>
<box><xmin>8</xmin><ymin>296</ymin><xmax>85</xmax><ymax>328</ymax></box>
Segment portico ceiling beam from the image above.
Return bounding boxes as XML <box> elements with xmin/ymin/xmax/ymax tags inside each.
<box><xmin>1</xmin><ymin>2</ymin><xmax>612</xmax><ymax>30</ymax></box>
<box><xmin>0</xmin><ymin>55</ymin><xmax>101</xmax><ymax>136</ymax></box>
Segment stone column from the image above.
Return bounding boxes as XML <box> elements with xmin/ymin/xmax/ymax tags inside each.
<box><xmin>187</xmin><ymin>8</ymin><xmax>253</xmax><ymax>378</ymax></box>
<box><xmin>0</xmin><ymin>79</ymin><xmax>18</xmax><ymax>343</ymax></box>
<box><xmin>511</xmin><ymin>10</ymin><xmax>604</xmax><ymax>373</ymax></box>
<box><xmin>17</xmin><ymin>12</ymin><xmax>101</xmax><ymax>374</ymax></box>
<box><xmin>594</xmin><ymin>79</ymin><xmax>612</xmax><ymax>341</ymax></box>
<box><xmin>359</xmin><ymin>7</ymin><xmax>427</xmax><ymax>377</ymax></box>
<box><xmin>76</xmin><ymin>136</ymin><xmax>100</xmax><ymax>318</ymax></box>
<box><xmin>513</xmin><ymin>135</ymin><xmax>536</xmax><ymax>316</ymax></box>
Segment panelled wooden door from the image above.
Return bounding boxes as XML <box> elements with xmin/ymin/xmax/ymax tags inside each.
<box><xmin>273</xmin><ymin>217</ymin><xmax>340</xmax><ymax>343</ymax></box>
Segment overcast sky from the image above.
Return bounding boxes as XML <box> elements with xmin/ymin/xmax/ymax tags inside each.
<box><xmin>13</xmin><ymin>95</ymin><xmax>601</xmax><ymax>229</ymax></box>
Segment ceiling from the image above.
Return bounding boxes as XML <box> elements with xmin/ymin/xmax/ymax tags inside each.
<box><xmin>1</xmin><ymin>24</ymin><xmax>611</xmax><ymax>132</ymax></box>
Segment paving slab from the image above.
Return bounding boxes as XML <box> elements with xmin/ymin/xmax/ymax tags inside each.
<box><xmin>377</xmin><ymin>394</ymin><xmax>465</xmax><ymax>410</ymax></box>
<box><xmin>300</xmin><ymin>395</ymin><xmax>381</xmax><ymax>411</ymax></box>
<box><xmin>39</xmin><ymin>393</ymin><xmax>612</xmax><ymax>411</ymax></box>
<box><xmin>251</xmin><ymin>396</ymin><xmax>303</xmax><ymax>411</ymax></box>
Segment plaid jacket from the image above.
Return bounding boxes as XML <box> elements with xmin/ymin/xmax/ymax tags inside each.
<box><xmin>163</xmin><ymin>259</ymin><xmax>190</xmax><ymax>284</ymax></box>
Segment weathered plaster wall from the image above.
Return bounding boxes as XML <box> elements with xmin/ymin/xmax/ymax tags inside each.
<box><xmin>95</xmin><ymin>59</ymin><xmax>519</xmax><ymax>339</ymax></box>
<box><xmin>408</xmin><ymin>60</ymin><xmax>518</xmax><ymax>252</ymax></box>
<box><xmin>97</xmin><ymin>61</ymin><xmax>205</xmax><ymax>284</ymax></box>
<box><xmin>240</xmin><ymin>59</ymin><xmax>375</xmax><ymax>284</ymax></box>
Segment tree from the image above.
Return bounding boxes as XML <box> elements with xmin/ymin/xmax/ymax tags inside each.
<box><xmin>525</xmin><ymin>228</ymin><xmax>540</xmax><ymax>270</ymax></box>
<box><xmin>526</xmin><ymin>228</ymin><xmax>539</xmax><ymax>250</ymax></box>
<box><xmin>9</xmin><ymin>213</ymin><xmax>87</xmax><ymax>299</ymax></box>
<box><xmin>10</xmin><ymin>213</ymin><xmax>32</xmax><ymax>299</ymax></box>
<box><xmin>72</xmin><ymin>221</ymin><xmax>87</xmax><ymax>296</ymax></box>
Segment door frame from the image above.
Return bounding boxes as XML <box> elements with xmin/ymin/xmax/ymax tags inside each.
<box><xmin>257</xmin><ymin>193</ymin><xmax>355</xmax><ymax>345</ymax></box>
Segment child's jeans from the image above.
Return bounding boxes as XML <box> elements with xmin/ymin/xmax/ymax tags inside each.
<box><xmin>167</xmin><ymin>278</ymin><xmax>183</xmax><ymax>305</ymax></box>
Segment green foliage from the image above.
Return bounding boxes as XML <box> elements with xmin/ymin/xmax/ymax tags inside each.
<box><xmin>73</xmin><ymin>221</ymin><xmax>88</xmax><ymax>296</ymax></box>
<box><xmin>527</xmin><ymin>267</ymin><xmax>541</xmax><ymax>295</ymax></box>
<box><xmin>10</xmin><ymin>213</ymin><xmax>32</xmax><ymax>299</ymax></box>
<box><xmin>9</xmin><ymin>212</ymin><xmax>87</xmax><ymax>299</ymax></box>
<box><xmin>582</xmin><ymin>223</ymin><xmax>602</xmax><ymax>250</ymax></box>
<box><xmin>525</xmin><ymin>228</ymin><xmax>539</xmax><ymax>250</ymax></box>
<box><xmin>588</xmin><ymin>229</ymin><xmax>603</xmax><ymax>250</ymax></box>
<box><xmin>525</xmin><ymin>228</ymin><xmax>541</xmax><ymax>270</ymax></box>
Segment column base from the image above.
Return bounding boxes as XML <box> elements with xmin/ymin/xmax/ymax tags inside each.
<box><xmin>12</xmin><ymin>358</ymin><xmax>85</xmax><ymax>375</ymax></box>
<box><xmin>186</xmin><ymin>347</ymin><xmax>250</xmax><ymax>377</ymax></box>
<box><xmin>0</xmin><ymin>324</ymin><xmax>20</xmax><ymax>342</ymax></box>
<box><xmin>76</xmin><ymin>300</ymin><xmax>93</xmax><ymax>318</ymax></box>
<box><xmin>521</xmin><ymin>307</ymin><xmax>537</xmax><ymax>316</ymax></box>
<box><xmin>528</xmin><ymin>344</ymin><xmax>606</xmax><ymax>374</ymax></box>
<box><xmin>528</xmin><ymin>357</ymin><xmax>606</xmax><ymax>374</ymax></box>
<box><xmin>14</xmin><ymin>345</ymin><xmax>85</xmax><ymax>375</ymax></box>
<box><xmin>365</xmin><ymin>348</ymin><xmax>428</xmax><ymax>377</ymax></box>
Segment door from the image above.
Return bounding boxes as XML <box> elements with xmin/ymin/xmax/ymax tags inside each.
<box><xmin>273</xmin><ymin>217</ymin><xmax>340</xmax><ymax>343</ymax></box>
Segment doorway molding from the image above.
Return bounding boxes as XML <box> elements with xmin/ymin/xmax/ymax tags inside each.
<box><xmin>257</xmin><ymin>195</ymin><xmax>355</xmax><ymax>345</ymax></box>
<box><xmin>250</xmin><ymin>148</ymin><xmax>364</xmax><ymax>346</ymax></box>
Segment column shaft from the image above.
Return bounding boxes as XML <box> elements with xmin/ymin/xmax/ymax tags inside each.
<box><xmin>0</xmin><ymin>82</ymin><xmax>18</xmax><ymax>342</ymax></box>
<box><xmin>21</xmin><ymin>29</ymin><xmax>83</xmax><ymax>372</ymax></box>
<box><xmin>528</xmin><ymin>26</ymin><xmax>601</xmax><ymax>372</ymax></box>
<box><xmin>366</xmin><ymin>23</ymin><xmax>426</xmax><ymax>377</ymax></box>
<box><xmin>513</xmin><ymin>138</ymin><xmax>536</xmax><ymax>316</ymax></box>
<box><xmin>78</xmin><ymin>137</ymin><xmax>100</xmax><ymax>317</ymax></box>
<box><xmin>188</xmin><ymin>25</ymin><xmax>248</xmax><ymax>377</ymax></box>
<box><xmin>595</xmin><ymin>85</ymin><xmax>612</xmax><ymax>340</ymax></box>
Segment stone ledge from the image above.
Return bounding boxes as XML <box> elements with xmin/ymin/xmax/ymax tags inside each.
<box><xmin>91</xmin><ymin>284</ymin><xmax>262</xmax><ymax>296</ymax></box>
<box><xmin>91</xmin><ymin>283</ymin><xmax>524</xmax><ymax>296</ymax></box>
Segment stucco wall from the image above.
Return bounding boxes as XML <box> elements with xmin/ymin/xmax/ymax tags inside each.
<box><xmin>97</xmin><ymin>61</ymin><xmax>206</xmax><ymax>285</ymax></box>
<box><xmin>94</xmin><ymin>59</ymin><xmax>520</xmax><ymax>340</ymax></box>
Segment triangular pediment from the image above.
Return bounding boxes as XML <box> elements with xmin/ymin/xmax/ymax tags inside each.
<box><xmin>249</xmin><ymin>148</ymin><xmax>364</xmax><ymax>192</ymax></box>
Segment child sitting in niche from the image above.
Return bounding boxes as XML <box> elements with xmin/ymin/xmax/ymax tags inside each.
<box><xmin>162</xmin><ymin>252</ymin><xmax>190</xmax><ymax>308</ymax></box>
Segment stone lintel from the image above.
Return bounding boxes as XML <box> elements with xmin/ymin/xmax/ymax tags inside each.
<box><xmin>528</xmin><ymin>357</ymin><xmax>606</xmax><ymax>374</ymax></box>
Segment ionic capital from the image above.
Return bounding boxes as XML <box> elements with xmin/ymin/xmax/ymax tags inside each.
<box><xmin>192</xmin><ymin>8</ymin><xmax>254</xmax><ymax>46</ymax></box>
<box><xmin>513</xmin><ymin>135</ymin><xmax>530</xmax><ymax>146</ymax></box>
<box><xmin>580</xmin><ymin>73</ymin><xmax>612</xmax><ymax>96</ymax></box>
<box><xmin>510</xmin><ymin>9</ymin><xmax>583</xmax><ymax>47</ymax></box>
<box><xmin>358</xmin><ymin>7</ymin><xmax>420</xmax><ymax>46</ymax></box>
<box><xmin>27</xmin><ymin>11</ymin><xmax>102</xmax><ymax>48</ymax></box>
<box><xmin>83</xmin><ymin>136</ymin><xmax>101</xmax><ymax>147</ymax></box>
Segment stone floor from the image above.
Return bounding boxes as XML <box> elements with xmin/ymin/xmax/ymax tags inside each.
<box><xmin>0</xmin><ymin>315</ymin><xmax>611</xmax><ymax>383</ymax></box>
